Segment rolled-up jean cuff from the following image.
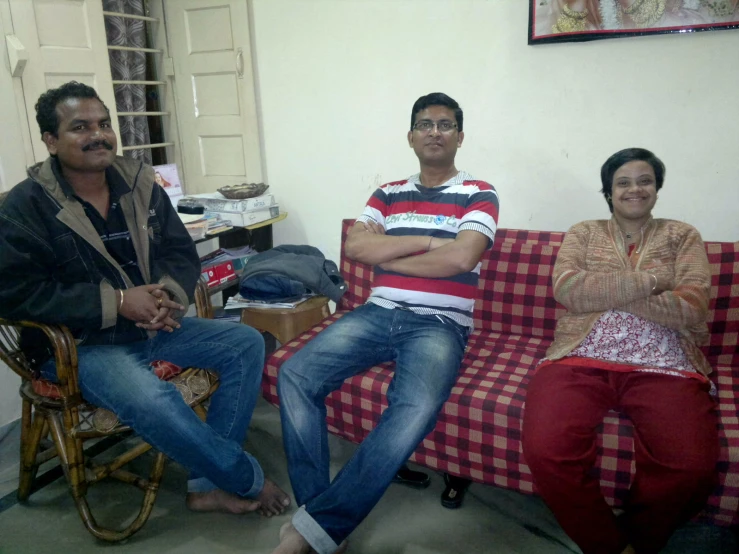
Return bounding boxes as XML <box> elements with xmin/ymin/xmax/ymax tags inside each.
<box><xmin>292</xmin><ymin>505</ymin><xmax>339</xmax><ymax>554</ymax></box>
<box><xmin>242</xmin><ymin>458</ymin><xmax>265</xmax><ymax>498</ymax></box>
<box><xmin>187</xmin><ymin>454</ymin><xmax>264</xmax><ymax>498</ymax></box>
<box><xmin>187</xmin><ymin>477</ymin><xmax>217</xmax><ymax>494</ymax></box>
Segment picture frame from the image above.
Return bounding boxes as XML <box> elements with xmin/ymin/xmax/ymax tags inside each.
<box><xmin>529</xmin><ymin>0</ymin><xmax>739</xmax><ymax>44</ymax></box>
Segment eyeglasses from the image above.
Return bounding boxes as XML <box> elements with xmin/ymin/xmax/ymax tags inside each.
<box><xmin>412</xmin><ymin>119</ymin><xmax>458</xmax><ymax>133</ymax></box>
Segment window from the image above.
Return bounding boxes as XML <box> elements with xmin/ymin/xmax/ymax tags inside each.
<box><xmin>102</xmin><ymin>0</ymin><xmax>174</xmax><ymax>166</ymax></box>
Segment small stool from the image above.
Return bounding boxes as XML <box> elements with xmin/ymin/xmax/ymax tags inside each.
<box><xmin>240</xmin><ymin>296</ymin><xmax>330</xmax><ymax>345</ymax></box>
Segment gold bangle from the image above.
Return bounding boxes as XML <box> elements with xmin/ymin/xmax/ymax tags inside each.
<box><xmin>118</xmin><ymin>289</ymin><xmax>125</xmax><ymax>310</ymax></box>
<box><xmin>650</xmin><ymin>274</ymin><xmax>658</xmax><ymax>293</ymax></box>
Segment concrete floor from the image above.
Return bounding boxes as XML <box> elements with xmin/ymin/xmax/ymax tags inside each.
<box><xmin>0</xmin><ymin>399</ymin><xmax>736</xmax><ymax>554</ymax></box>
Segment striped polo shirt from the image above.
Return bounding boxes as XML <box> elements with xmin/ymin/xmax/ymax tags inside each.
<box><xmin>356</xmin><ymin>171</ymin><xmax>499</xmax><ymax>328</ymax></box>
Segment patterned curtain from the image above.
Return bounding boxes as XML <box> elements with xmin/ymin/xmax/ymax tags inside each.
<box><xmin>103</xmin><ymin>0</ymin><xmax>152</xmax><ymax>164</ymax></box>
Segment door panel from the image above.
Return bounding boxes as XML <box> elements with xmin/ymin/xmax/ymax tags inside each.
<box><xmin>166</xmin><ymin>0</ymin><xmax>262</xmax><ymax>194</ymax></box>
<box><xmin>9</xmin><ymin>0</ymin><xmax>119</xmax><ymax>163</ymax></box>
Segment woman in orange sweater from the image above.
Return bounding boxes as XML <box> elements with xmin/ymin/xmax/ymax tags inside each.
<box><xmin>522</xmin><ymin>148</ymin><xmax>718</xmax><ymax>554</ymax></box>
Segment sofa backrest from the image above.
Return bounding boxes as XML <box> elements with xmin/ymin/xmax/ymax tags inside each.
<box><xmin>703</xmin><ymin>241</ymin><xmax>739</xmax><ymax>368</ymax></box>
<box><xmin>473</xmin><ymin>229</ymin><xmax>566</xmax><ymax>339</ymax></box>
<box><xmin>338</xmin><ymin>220</ymin><xmax>373</xmax><ymax>311</ymax></box>
<box><xmin>338</xmin><ymin>220</ymin><xmax>738</xmax><ymax>366</ymax></box>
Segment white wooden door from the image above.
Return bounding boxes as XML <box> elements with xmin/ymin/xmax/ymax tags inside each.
<box><xmin>165</xmin><ymin>0</ymin><xmax>263</xmax><ymax>195</ymax></box>
<box><xmin>9</xmin><ymin>0</ymin><xmax>119</xmax><ymax>163</ymax></box>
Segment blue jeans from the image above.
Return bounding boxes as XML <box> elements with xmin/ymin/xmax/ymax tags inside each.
<box><xmin>40</xmin><ymin>317</ymin><xmax>266</xmax><ymax>497</ymax></box>
<box><xmin>277</xmin><ymin>303</ymin><xmax>468</xmax><ymax>553</ymax></box>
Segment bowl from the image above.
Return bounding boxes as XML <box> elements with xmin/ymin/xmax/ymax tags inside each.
<box><xmin>217</xmin><ymin>183</ymin><xmax>269</xmax><ymax>200</ymax></box>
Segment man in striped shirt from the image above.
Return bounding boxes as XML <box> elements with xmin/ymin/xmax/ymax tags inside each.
<box><xmin>275</xmin><ymin>93</ymin><xmax>499</xmax><ymax>554</ymax></box>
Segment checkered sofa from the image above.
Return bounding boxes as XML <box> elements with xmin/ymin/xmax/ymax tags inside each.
<box><xmin>262</xmin><ymin>220</ymin><xmax>739</xmax><ymax>527</ymax></box>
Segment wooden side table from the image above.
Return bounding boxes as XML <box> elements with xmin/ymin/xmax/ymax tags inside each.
<box><xmin>240</xmin><ymin>296</ymin><xmax>331</xmax><ymax>345</ymax></box>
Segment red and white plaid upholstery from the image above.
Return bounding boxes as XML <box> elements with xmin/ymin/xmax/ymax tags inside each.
<box><xmin>262</xmin><ymin>220</ymin><xmax>739</xmax><ymax>527</ymax></box>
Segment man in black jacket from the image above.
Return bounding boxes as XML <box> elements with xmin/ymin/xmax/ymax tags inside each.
<box><xmin>0</xmin><ymin>82</ymin><xmax>289</xmax><ymax>516</ymax></box>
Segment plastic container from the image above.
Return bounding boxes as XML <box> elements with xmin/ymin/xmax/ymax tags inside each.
<box><xmin>178</xmin><ymin>198</ymin><xmax>205</xmax><ymax>215</ymax></box>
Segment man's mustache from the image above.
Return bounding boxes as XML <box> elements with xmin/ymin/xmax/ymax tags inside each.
<box><xmin>82</xmin><ymin>140</ymin><xmax>114</xmax><ymax>152</ymax></box>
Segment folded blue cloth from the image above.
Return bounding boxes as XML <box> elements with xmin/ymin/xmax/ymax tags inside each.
<box><xmin>240</xmin><ymin>274</ymin><xmax>307</xmax><ymax>303</ymax></box>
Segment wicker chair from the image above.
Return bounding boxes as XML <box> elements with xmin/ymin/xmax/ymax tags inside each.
<box><xmin>0</xmin><ymin>278</ymin><xmax>219</xmax><ymax>542</ymax></box>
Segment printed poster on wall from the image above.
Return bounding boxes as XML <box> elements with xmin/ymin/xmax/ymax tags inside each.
<box><xmin>152</xmin><ymin>163</ymin><xmax>183</xmax><ymax>207</ymax></box>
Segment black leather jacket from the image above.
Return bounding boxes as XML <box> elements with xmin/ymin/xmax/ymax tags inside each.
<box><xmin>0</xmin><ymin>156</ymin><xmax>199</xmax><ymax>367</ymax></box>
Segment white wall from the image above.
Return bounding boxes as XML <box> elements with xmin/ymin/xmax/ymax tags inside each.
<box><xmin>0</xmin><ymin>2</ymin><xmax>30</xmax><ymax>428</ymax></box>
<box><xmin>251</xmin><ymin>0</ymin><xmax>739</xmax><ymax>265</ymax></box>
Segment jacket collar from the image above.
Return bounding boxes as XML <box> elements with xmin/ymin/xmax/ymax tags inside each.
<box><xmin>27</xmin><ymin>155</ymin><xmax>147</xmax><ymax>201</ymax></box>
<box><xmin>26</xmin><ymin>155</ymin><xmax>155</xmax><ymax>286</ymax></box>
<box><xmin>44</xmin><ymin>157</ymin><xmax>132</xmax><ymax>202</ymax></box>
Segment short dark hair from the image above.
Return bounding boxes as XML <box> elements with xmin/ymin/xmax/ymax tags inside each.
<box><xmin>35</xmin><ymin>81</ymin><xmax>109</xmax><ymax>138</ymax></box>
<box><xmin>410</xmin><ymin>92</ymin><xmax>463</xmax><ymax>132</ymax></box>
<box><xmin>600</xmin><ymin>148</ymin><xmax>665</xmax><ymax>213</ymax></box>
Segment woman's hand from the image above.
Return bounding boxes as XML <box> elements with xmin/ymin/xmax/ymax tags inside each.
<box><xmin>650</xmin><ymin>273</ymin><xmax>671</xmax><ymax>296</ymax></box>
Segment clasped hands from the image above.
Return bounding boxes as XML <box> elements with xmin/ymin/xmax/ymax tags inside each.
<box><xmin>118</xmin><ymin>284</ymin><xmax>185</xmax><ymax>333</ymax></box>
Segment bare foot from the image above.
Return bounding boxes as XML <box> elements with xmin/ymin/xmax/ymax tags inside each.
<box><xmin>186</xmin><ymin>489</ymin><xmax>261</xmax><ymax>514</ymax></box>
<box><xmin>272</xmin><ymin>522</ymin><xmax>311</xmax><ymax>554</ymax></box>
<box><xmin>257</xmin><ymin>477</ymin><xmax>292</xmax><ymax>517</ymax></box>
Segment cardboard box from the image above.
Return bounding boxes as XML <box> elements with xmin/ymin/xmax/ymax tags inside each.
<box><xmin>213</xmin><ymin>206</ymin><xmax>279</xmax><ymax>228</ymax></box>
<box><xmin>188</xmin><ymin>193</ymin><xmax>276</xmax><ymax>213</ymax></box>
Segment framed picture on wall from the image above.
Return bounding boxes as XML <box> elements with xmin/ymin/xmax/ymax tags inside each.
<box><xmin>529</xmin><ymin>1</ymin><xmax>739</xmax><ymax>44</ymax></box>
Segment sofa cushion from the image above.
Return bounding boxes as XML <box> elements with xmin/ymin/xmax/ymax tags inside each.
<box><xmin>710</xmin><ymin>366</ymin><xmax>739</xmax><ymax>524</ymax></box>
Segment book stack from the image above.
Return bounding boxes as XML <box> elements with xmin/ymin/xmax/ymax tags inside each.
<box><xmin>183</xmin><ymin>212</ymin><xmax>232</xmax><ymax>240</ymax></box>
<box><xmin>200</xmin><ymin>213</ymin><xmax>232</xmax><ymax>235</ymax></box>
<box><xmin>200</xmin><ymin>245</ymin><xmax>258</xmax><ymax>271</ymax></box>
<box><xmin>185</xmin><ymin>192</ymin><xmax>279</xmax><ymax>228</ymax></box>
<box><xmin>200</xmin><ymin>245</ymin><xmax>259</xmax><ymax>288</ymax></box>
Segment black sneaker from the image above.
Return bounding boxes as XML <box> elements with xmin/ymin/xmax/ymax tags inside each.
<box><xmin>441</xmin><ymin>473</ymin><xmax>471</xmax><ymax>509</ymax></box>
<box><xmin>392</xmin><ymin>465</ymin><xmax>431</xmax><ymax>489</ymax></box>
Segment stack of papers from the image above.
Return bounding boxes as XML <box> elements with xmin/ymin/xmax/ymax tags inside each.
<box><xmin>224</xmin><ymin>293</ymin><xmax>314</xmax><ymax>310</ymax></box>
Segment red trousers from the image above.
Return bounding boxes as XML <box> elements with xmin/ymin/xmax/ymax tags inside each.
<box><xmin>522</xmin><ymin>363</ymin><xmax>718</xmax><ymax>554</ymax></box>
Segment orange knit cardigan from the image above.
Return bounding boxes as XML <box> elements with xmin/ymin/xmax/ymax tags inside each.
<box><xmin>545</xmin><ymin>217</ymin><xmax>712</xmax><ymax>376</ymax></box>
